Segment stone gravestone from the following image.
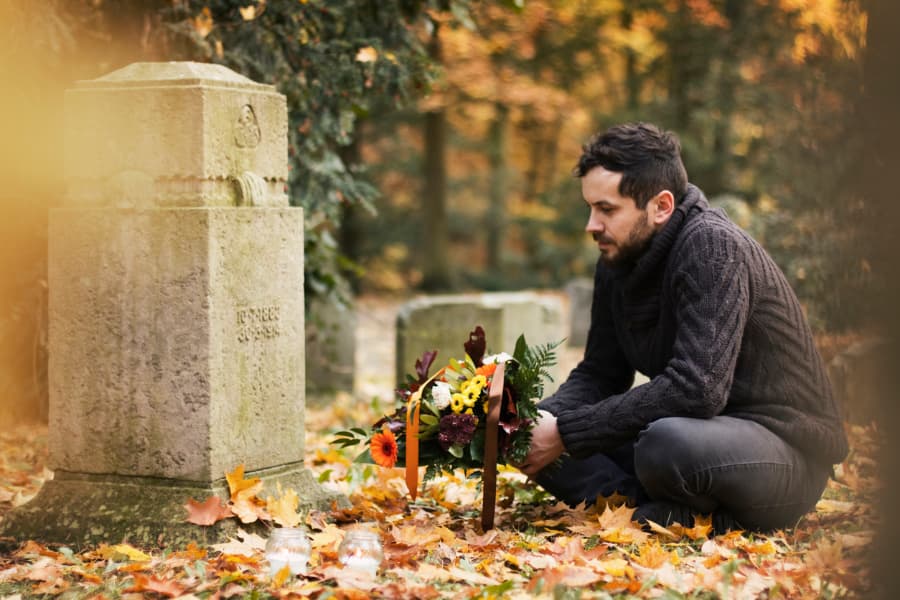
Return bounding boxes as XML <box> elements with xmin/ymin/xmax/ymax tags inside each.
<box><xmin>306</xmin><ymin>297</ymin><xmax>356</xmax><ymax>401</ymax></box>
<box><xmin>396</xmin><ymin>292</ymin><xmax>566</xmax><ymax>395</ymax></box>
<box><xmin>0</xmin><ymin>62</ymin><xmax>342</xmax><ymax>549</ymax></box>
<box><xmin>564</xmin><ymin>277</ymin><xmax>593</xmax><ymax>348</ymax></box>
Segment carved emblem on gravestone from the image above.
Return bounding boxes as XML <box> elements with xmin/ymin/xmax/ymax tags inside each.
<box><xmin>234</xmin><ymin>104</ymin><xmax>262</xmax><ymax>148</ymax></box>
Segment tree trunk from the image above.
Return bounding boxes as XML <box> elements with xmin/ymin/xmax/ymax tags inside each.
<box><xmin>420</xmin><ymin>23</ymin><xmax>453</xmax><ymax>291</ymax></box>
<box><xmin>861</xmin><ymin>0</ymin><xmax>900</xmax><ymax>594</ymax></box>
<box><xmin>486</xmin><ymin>102</ymin><xmax>509</xmax><ymax>274</ymax></box>
<box><xmin>338</xmin><ymin>132</ymin><xmax>364</xmax><ymax>294</ymax></box>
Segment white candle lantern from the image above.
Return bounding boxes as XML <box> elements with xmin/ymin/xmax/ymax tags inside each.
<box><xmin>265</xmin><ymin>527</ymin><xmax>311</xmax><ymax>577</ymax></box>
<box><xmin>338</xmin><ymin>525</ymin><xmax>384</xmax><ymax>577</ymax></box>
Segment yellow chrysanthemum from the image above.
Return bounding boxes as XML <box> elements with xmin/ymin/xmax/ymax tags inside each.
<box><xmin>450</xmin><ymin>393</ymin><xmax>466</xmax><ymax>414</ymax></box>
<box><xmin>470</xmin><ymin>375</ymin><xmax>487</xmax><ymax>389</ymax></box>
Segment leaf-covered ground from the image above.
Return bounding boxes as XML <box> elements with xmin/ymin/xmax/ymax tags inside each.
<box><xmin>0</xmin><ymin>298</ymin><xmax>881</xmax><ymax>598</ymax></box>
<box><xmin>0</xmin><ymin>398</ymin><xmax>880</xmax><ymax>599</ymax></box>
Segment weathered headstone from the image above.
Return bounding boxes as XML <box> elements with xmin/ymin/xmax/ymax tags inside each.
<box><xmin>564</xmin><ymin>278</ymin><xmax>593</xmax><ymax>348</ymax></box>
<box><xmin>306</xmin><ymin>297</ymin><xmax>356</xmax><ymax>401</ymax></box>
<box><xmin>0</xmin><ymin>62</ymin><xmax>342</xmax><ymax>549</ymax></box>
<box><xmin>396</xmin><ymin>292</ymin><xmax>566</xmax><ymax>394</ymax></box>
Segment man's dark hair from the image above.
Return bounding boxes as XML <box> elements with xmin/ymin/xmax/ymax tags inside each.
<box><xmin>574</xmin><ymin>122</ymin><xmax>688</xmax><ymax>208</ymax></box>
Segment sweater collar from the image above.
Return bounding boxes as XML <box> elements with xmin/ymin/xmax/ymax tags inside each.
<box><xmin>616</xmin><ymin>183</ymin><xmax>708</xmax><ymax>287</ymax></box>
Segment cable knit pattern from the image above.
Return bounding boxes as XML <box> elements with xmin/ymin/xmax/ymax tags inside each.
<box><xmin>540</xmin><ymin>185</ymin><xmax>849</xmax><ymax>466</ymax></box>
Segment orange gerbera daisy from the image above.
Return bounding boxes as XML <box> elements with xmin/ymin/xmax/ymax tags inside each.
<box><xmin>476</xmin><ymin>363</ymin><xmax>497</xmax><ymax>377</ymax></box>
<box><xmin>370</xmin><ymin>425</ymin><xmax>399</xmax><ymax>468</ymax></box>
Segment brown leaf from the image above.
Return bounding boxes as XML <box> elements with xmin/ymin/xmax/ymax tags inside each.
<box><xmin>185</xmin><ymin>496</ymin><xmax>233</xmax><ymax>526</ymax></box>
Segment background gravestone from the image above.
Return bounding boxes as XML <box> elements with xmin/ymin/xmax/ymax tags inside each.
<box><xmin>564</xmin><ymin>277</ymin><xmax>593</xmax><ymax>348</ymax></box>
<box><xmin>396</xmin><ymin>292</ymin><xmax>566</xmax><ymax>395</ymax></box>
<box><xmin>0</xmin><ymin>62</ymin><xmax>342</xmax><ymax>549</ymax></box>
<box><xmin>306</xmin><ymin>298</ymin><xmax>356</xmax><ymax>401</ymax></box>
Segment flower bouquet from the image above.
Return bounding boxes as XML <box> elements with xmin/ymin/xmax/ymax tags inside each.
<box><xmin>333</xmin><ymin>326</ymin><xmax>559</xmax><ymax>529</ymax></box>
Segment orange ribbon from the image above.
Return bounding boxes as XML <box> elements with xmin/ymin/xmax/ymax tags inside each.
<box><xmin>405</xmin><ymin>371</ymin><xmax>440</xmax><ymax>500</ymax></box>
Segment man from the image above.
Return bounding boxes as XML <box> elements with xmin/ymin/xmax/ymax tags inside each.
<box><xmin>520</xmin><ymin>122</ymin><xmax>848</xmax><ymax>532</ymax></box>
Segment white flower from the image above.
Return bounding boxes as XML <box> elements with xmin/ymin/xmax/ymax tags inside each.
<box><xmin>431</xmin><ymin>381</ymin><xmax>452</xmax><ymax>410</ymax></box>
<box><xmin>483</xmin><ymin>352</ymin><xmax>513</xmax><ymax>364</ymax></box>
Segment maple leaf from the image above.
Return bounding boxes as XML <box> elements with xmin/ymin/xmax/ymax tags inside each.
<box><xmin>226</xmin><ymin>464</ymin><xmax>263</xmax><ymax>502</ymax></box>
<box><xmin>571</xmin><ymin>504</ymin><xmax>649</xmax><ymax>545</ymax></box>
<box><xmin>266</xmin><ymin>483</ymin><xmax>303</xmax><ymax>527</ymax></box>
<box><xmin>232</xmin><ymin>494</ymin><xmax>269</xmax><ymax>524</ymax></box>
<box><xmin>185</xmin><ymin>495</ymin><xmax>234</xmax><ymax>526</ymax></box>
<box><xmin>125</xmin><ymin>573</ymin><xmax>185</xmax><ymax>597</ymax></box>
<box><xmin>683</xmin><ymin>514</ymin><xmax>712</xmax><ymax>540</ymax></box>
<box><xmin>632</xmin><ymin>539</ymin><xmax>679</xmax><ymax>569</ymax></box>
<box><xmin>211</xmin><ymin>528</ymin><xmax>267</xmax><ymax>556</ymax></box>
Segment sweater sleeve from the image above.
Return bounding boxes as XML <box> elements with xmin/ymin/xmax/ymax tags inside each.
<box><xmin>553</xmin><ymin>228</ymin><xmax>752</xmax><ymax>457</ymax></box>
<box><xmin>538</xmin><ymin>262</ymin><xmax>635</xmax><ymax>416</ymax></box>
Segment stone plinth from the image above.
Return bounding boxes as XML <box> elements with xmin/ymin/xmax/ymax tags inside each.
<box><xmin>396</xmin><ymin>292</ymin><xmax>566</xmax><ymax>395</ymax></box>
<box><xmin>0</xmin><ymin>62</ymin><xmax>342</xmax><ymax>550</ymax></box>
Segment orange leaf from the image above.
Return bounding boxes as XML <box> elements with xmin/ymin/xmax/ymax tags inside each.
<box><xmin>185</xmin><ymin>495</ymin><xmax>233</xmax><ymax>526</ymax></box>
<box><xmin>226</xmin><ymin>464</ymin><xmax>264</xmax><ymax>502</ymax></box>
<box><xmin>684</xmin><ymin>514</ymin><xmax>712</xmax><ymax>540</ymax></box>
<box><xmin>171</xmin><ymin>541</ymin><xmax>207</xmax><ymax>560</ymax></box>
<box><xmin>125</xmin><ymin>573</ymin><xmax>185</xmax><ymax>598</ymax></box>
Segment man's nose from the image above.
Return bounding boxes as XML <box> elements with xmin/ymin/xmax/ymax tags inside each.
<box><xmin>586</xmin><ymin>215</ymin><xmax>604</xmax><ymax>233</ymax></box>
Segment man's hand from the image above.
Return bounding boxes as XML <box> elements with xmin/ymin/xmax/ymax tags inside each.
<box><xmin>519</xmin><ymin>410</ymin><xmax>565</xmax><ymax>477</ymax></box>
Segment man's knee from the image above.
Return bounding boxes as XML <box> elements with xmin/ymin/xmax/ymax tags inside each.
<box><xmin>633</xmin><ymin>417</ymin><xmax>700</xmax><ymax>497</ymax></box>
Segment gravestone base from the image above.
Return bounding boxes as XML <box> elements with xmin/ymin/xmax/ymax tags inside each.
<box><xmin>0</xmin><ymin>464</ymin><xmax>346</xmax><ymax>551</ymax></box>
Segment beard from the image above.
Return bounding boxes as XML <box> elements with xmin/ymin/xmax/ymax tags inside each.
<box><xmin>595</xmin><ymin>213</ymin><xmax>655</xmax><ymax>268</ymax></box>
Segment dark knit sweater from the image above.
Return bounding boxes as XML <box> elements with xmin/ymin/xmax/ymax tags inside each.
<box><xmin>540</xmin><ymin>184</ymin><xmax>849</xmax><ymax>466</ymax></box>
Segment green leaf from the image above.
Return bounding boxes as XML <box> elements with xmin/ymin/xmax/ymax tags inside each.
<box><xmin>354</xmin><ymin>448</ymin><xmax>374</xmax><ymax>464</ymax></box>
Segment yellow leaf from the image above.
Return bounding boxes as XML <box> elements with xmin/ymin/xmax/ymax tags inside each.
<box><xmin>632</xmin><ymin>539</ymin><xmax>679</xmax><ymax>569</ymax></box>
<box><xmin>266</xmin><ymin>484</ymin><xmax>303</xmax><ymax>528</ymax></box>
<box><xmin>272</xmin><ymin>564</ymin><xmax>291</xmax><ymax>586</ymax></box>
<box><xmin>310</xmin><ymin>524</ymin><xmax>344</xmax><ymax>551</ymax></box>
<box><xmin>100</xmin><ymin>544</ymin><xmax>151</xmax><ymax>562</ymax></box>
<box><xmin>239</xmin><ymin>5</ymin><xmax>256</xmax><ymax>20</ymax></box>
<box><xmin>644</xmin><ymin>519</ymin><xmax>679</xmax><ymax>540</ymax></box>
<box><xmin>226</xmin><ymin>464</ymin><xmax>263</xmax><ymax>502</ymax></box>
<box><xmin>355</xmin><ymin>46</ymin><xmax>378</xmax><ymax>63</ymax></box>
<box><xmin>594</xmin><ymin>558</ymin><xmax>633</xmax><ymax>578</ymax></box>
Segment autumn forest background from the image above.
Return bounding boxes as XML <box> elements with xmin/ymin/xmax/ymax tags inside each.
<box><xmin>0</xmin><ymin>0</ymin><xmax>889</xmax><ymax>426</ymax></box>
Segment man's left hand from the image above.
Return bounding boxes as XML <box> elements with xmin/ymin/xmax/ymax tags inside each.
<box><xmin>519</xmin><ymin>410</ymin><xmax>565</xmax><ymax>477</ymax></box>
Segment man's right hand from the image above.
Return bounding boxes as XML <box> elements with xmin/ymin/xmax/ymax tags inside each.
<box><xmin>518</xmin><ymin>410</ymin><xmax>565</xmax><ymax>477</ymax></box>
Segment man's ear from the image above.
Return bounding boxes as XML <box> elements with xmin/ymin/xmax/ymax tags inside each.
<box><xmin>650</xmin><ymin>190</ymin><xmax>675</xmax><ymax>226</ymax></box>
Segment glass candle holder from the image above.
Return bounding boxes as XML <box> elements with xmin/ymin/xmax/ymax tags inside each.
<box><xmin>338</xmin><ymin>525</ymin><xmax>384</xmax><ymax>577</ymax></box>
<box><xmin>265</xmin><ymin>527</ymin><xmax>311</xmax><ymax>577</ymax></box>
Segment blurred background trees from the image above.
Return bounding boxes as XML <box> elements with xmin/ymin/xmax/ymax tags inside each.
<box><xmin>0</xmin><ymin>0</ymin><xmax>874</xmax><ymax>421</ymax></box>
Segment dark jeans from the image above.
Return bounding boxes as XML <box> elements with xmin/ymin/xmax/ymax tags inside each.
<box><xmin>534</xmin><ymin>416</ymin><xmax>831</xmax><ymax>532</ymax></box>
